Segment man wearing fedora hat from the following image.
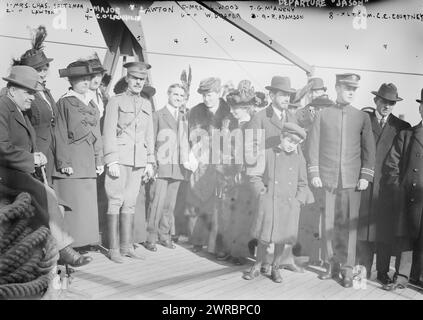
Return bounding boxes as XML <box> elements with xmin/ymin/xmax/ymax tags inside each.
<box><xmin>0</xmin><ymin>65</ymin><xmax>92</xmax><ymax>267</ymax></box>
<box><xmin>102</xmin><ymin>61</ymin><xmax>155</xmax><ymax>263</ymax></box>
<box><xmin>357</xmin><ymin>83</ymin><xmax>410</xmax><ymax>285</ymax></box>
<box><xmin>382</xmin><ymin>89</ymin><xmax>423</xmax><ymax>290</ymax></box>
<box><xmin>307</xmin><ymin>73</ymin><xmax>376</xmax><ymax>287</ymax></box>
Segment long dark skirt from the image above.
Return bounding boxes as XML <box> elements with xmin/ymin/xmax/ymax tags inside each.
<box><xmin>53</xmin><ymin>177</ymin><xmax>100</xmax><ymax>247</ymax></box>
<box><xmin>228</xmin><ymin>183</ymin><xmax>255</xmax><ymax>258</ymax></box>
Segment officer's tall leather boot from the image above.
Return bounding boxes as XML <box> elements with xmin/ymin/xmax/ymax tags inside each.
<box><xmin>107</xmin><ymin>214</ymin><xmax>124</xmax><ymax>263</ymax></box>
<box><xmin>120</xmin><ymin>213</ymin><xmax>145</xmax><ymax>259</ymax></box>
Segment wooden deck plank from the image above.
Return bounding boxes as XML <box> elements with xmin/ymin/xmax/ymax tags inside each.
<box><xmin>64</xmin><ymin>242</ymin><xmax>423</xmax><ymax>300</ymax></box>
<box><xmin>102</xmin><ymin>253</ymin><xmax>232</xmax><ymax>299</ymax></box>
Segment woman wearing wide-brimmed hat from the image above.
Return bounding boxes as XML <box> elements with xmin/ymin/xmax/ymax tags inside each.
<box><xmin>52</xmin><ymin>60</ymin><xmax>104</xmax><ymax>248</ymax></box>
<box><xmin>221</xmin><ymin>81</ymin><xmax>263</xmax><ymax>265</ymax></box>
<box><xmin>10</xmin><ymin>26</ymin><xmax>58</xmax><ymax>184</ymax></box>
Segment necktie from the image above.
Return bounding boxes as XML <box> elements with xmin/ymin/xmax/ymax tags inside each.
<box><xmin>379</xmin><ymin>117</ymin><xmax>385</xmax><ymax>128</ymax></box>
<box><xmin>280</xmin><ymin>110</ymin><xmax>286</xmax><ymax>127</ymax></box>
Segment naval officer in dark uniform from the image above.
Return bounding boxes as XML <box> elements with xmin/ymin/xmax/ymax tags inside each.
<box><xmin>307</xmin><ymin>73</ymin><xmax>376</xmax><ymax>287</ymax></box>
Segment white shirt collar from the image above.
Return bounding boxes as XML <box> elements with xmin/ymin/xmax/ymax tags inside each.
<box><xmin>166</xmin><ymin>104</ymin><xmax>178</xmax><ymax>119</ymax></box>
<box><xmin>63</xmin><ymin>89</ymin><xmax>92</xmax><ymax>106</ymax></box>
<box><xmin>375</xmin><ymin>109</ymin><xmax>389</xmax><ymax>122</ymax></box>
<box><xmin>272</xmin><ymin>104</ymin><xmax>285</xmax><ymax>120</ymax></box>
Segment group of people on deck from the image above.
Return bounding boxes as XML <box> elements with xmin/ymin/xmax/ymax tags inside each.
<box><xmin>1</xmin><ymin>25</ymin><xmax>423</xmax><ymax>292</ymax></box>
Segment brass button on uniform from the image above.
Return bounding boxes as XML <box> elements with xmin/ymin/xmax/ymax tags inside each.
<box><xmin>410</xmin><ymin>198</ymin><xmax>415</xmax><ymax>202</ymax></box>
<box><xmin>412</xmin><ymin>183</ymin><xmax>417</xmax><ymax>187</ymax></box>
<box><xmin>413</xmin><ymin>168</ymin><xmax>419</xmax><ymax>172</ymax></box>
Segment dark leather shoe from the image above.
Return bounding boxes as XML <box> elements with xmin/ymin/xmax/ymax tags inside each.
<box><xmin>231</xmin><ymin>257</ymin><xmax>245</xmax><ymax>266</ymax></box>
<box><xmin>271</xmin><ymin>265</ymin><xmax>283</xmax><ymax>283</ymax></box>
<box><xmin>281</xmin><ymin>263</ymin><xmax>305</xmax><ymax>273</ymax></box>
<box><xmin>143</xmin><ymin>242</ymin><xmax>157</xmax><ymax>252</ymax></box>
<box><xmin>377</xmin><ymin>272</ymin><xmax>393</xmax><ymax>285</ymax></box>
<box><xmin>58</xmin><ymin>245</ymin><xmax>92</xmax><ymax>267</ymax></box>
<box><xmin>260</xmin><ymin>263</ymin><xmax>270</xmax><ymax>274</ymax></box>
<box><xmin>216</xmin><ymin>252</ymin><xmax>230</xmax><ymax>261</ymax></box>
<box><xmin>342</xmin><ymin>276</ymin><xmax>353</xmax><ymax>288</ymax></box>
<box><xmin>243</xmin><ymin>264</ymin><xmax>261</xmax><ymax>280</ymax></box>
<box><xmin>341</xmin><ymin>268</ymin><xmax>353</xmax><ymax>288</ymax></box>
<box><xmin>319</xmin><ymin>262</ymin><xmax>340</xmax><ymax>280</ymax></box>
<box><xmin>121</xmin><ymin>246</ymin><xmax>145</xmax><ymax>259</ymax></box>
<box><xmin>171</xmin><ymin>235</ymin><xmax>179</xmax><ymax>243</ymax></box>
<box><xmin>159</xmin><ymin>240</ymin><xmax>176</xmax><ymax>249</ymax></box>
<box><xmin>192</xmin><ymin>245</ymin><xmax>203</xmax><ymax>253</ymax></box>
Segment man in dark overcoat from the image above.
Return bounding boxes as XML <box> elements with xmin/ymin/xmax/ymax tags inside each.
<box><xmin>307</xmin><ymin>73</ymin><xmax>376</xmax><ymax>287</ymax></box>
<box><xmin>357</xmin><ymin>83</ymin><xmax>410</xmax><ymax>284</ymax></box>
<box><xmin>383</xmin><ymin>89</ymin><xmax>423</xmax><ymax>288</ymax></box>
<box><xmin>0</xmin><ymin>65</ymin><xmax>91</xmax><ymax>267</ymax></box>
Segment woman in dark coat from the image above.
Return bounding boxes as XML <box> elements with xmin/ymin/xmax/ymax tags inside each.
<box><xmin>222</xmin><ymin>84</ymin><xmax>263</xmax><ymax>265</ymax></box>
<box><xmin>52</xmin><ymin>60</ymin><xmax>104</xmax><ymax>248</ymax></box>
<box><xmin>186</xmin><ymin>77</ymin><xmax>236</xmax><ymax>254</ymax></box>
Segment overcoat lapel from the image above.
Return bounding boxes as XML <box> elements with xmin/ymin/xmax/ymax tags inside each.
<box><xmin>369</xmin><ymin>111</ymin><xmax>382</xmax><ymax>142</ymax></box>
<box><xmin>378</xmin><ymin>114</ymin><xmax>396</xmax><ymax>147</ymax></box>
<box><xmin>14</xmin><ymin>111</ymin><xmax>29</xmax><ymax>131</ymax></box>
<box><xmin>267</xmin><ymin>106</ymin><xmax>285</xmax><ymax>131</ymax></box>
<box><xmin>7</xmin><ymin>96</ymin><xmax>36</xmax><ymax>151</ymax></box>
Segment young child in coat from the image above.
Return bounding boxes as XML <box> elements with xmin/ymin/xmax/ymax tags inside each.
<box><xmin>244</xmin><ymin>122</ymin><xmax>309</xmax><ymax>283</ymax></box>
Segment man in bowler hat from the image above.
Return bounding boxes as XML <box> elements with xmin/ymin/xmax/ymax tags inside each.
<box><xmin>307</xmin><ymin>73</ymin><xmax>376</xmax><ymax>287</ymax></box>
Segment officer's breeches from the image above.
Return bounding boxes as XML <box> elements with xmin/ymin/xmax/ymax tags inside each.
<box><xmin>105</xmin><ymin>164</ymin><xmax>144</xmax><ymax>215</ymax></box>
<box><xmin>322</xmin><ymin>188</ymin><xmax>361</xmax><ymax>267</ymax></box>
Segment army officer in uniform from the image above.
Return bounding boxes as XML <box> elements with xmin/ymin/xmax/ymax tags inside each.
<box><xmin>102</xmin><ymin>62</ymin><xmax>155</xmax><ymax>263</ymax></box>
